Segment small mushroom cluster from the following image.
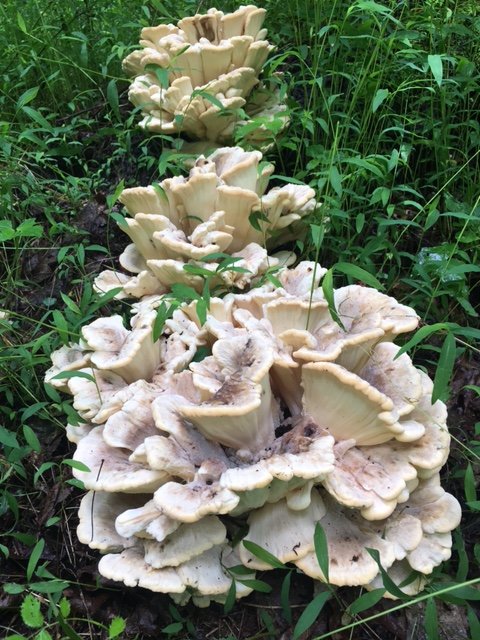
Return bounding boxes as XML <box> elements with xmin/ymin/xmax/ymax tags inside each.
<box><xmin>49</xmin><ymin>262</ymin><xmax>461</xmax><ymax>604</ymax></box>
<box><xmin>95</xmin><ymin>146</ymin><xmax>316</xmax><ymax>299</ymax></box>
<box><xmin>123</xmin><ymin>5</ymin><xmax>288</xmax><ymax>145</ymax></box>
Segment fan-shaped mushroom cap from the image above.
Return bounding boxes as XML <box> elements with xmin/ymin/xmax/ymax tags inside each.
<box><xmin>178</xmin><ymin>333</ymin><xmax>277</xmax><ymax>451</ymax></box>
<box><xmin>45</xmin><ymin>344</ymin><xmax>91</xmax><ymax>390</ymax></box>
<box><xmin>240</xmin><ymin>492</ymin><xmax>326</xmax><ymax>569</ymax></box>
<box><xmin>322</xmin><ymin>440</ymin><xmax>419</xmax><ymax>520</ymax></box>
<box><xmin>295</xmin><ymin>492</ymin><xmax>397</xmax><ymax>586</ymax></box>
<box><xmin>153</xmin><ymin>415</ymin><xmax>334</xmax><ymax>523</ymax></box>
<box><xmin>77</xmin><ymin>491</ymin><xmax>147</xmax><ymax>551</ymax></box>
<box><xmin>302</xmin><ymin>362</ymin><xmax>403</xmax><ymax>446</ymax></box>
<box><xmin>98</xmin><ymin>546</ymin><xmax>185</xmax><ymax>593</ymax></box>
<box><xmin>65</xmin><ymin>423</ymin><xmax>93</xmax><ymax>444</ymax></box>
<box><xmin>94</xmin><ymin>270</ymin><xmax>131</xmax><ymax>298</ymax></box>
<box><xmin>102</xmin><ymin>386</ymin><xmax>158</xmax><ymax>451</ymax></box>
<box><xmin>143</xmin><ymin>516</ymin><xmax>226</xmax><ymax>568</ymax></box>
<box><xmin>115</xmin><ymin>499</ymin><xmax>179</xmax><ymax>541</ymax></box>
<box><xmin>357</xmin><ymin>342</ymin><xmax>423</xmax><ymax>419</ymax></box>
<box><xmin>73</xmin><ymin>427</ymin><xmax>167</xmax><ymax>493</ymax></box>
<box><xmin>208</xmin><ymin>146</ymin><xmax>271</xmax><ymax>193</ymax></box>
<box><xmin>67</xmin><ymin>369</ymin><xmax>127</xmax><ymax>423</ymax></box>
<box><xmin>81</xmin><ymin>307</ymin><xmax>160</xmax><ymax>383</ymax></box>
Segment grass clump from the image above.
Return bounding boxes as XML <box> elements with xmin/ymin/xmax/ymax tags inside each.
<box><xmin>1</xmin><ymin>1</ymin><xmax>479</xmax><ymax>639</ymax></box>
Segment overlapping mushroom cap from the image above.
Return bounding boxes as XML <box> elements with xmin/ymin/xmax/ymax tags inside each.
<box><xmin>95</xmin><ymin>147</ymin><xmax>316</xmax><ymax>299</ymax></box>
<box><xmin>122</xmin><ymin>5</ymin><xmax>288</xmax><ymax>144</ymax></box>
<box><xmin>49</xmin><ymin>261</ymin><xmax>460</xmax><ymax>603</ymax></box>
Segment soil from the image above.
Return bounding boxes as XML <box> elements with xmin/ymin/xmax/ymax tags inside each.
<box><xmin>1</xmin><ymin>185</ymin><xmax>479</xmax><ymax>639</ymax></box>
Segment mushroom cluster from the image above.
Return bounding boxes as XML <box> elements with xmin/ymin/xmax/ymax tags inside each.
<box><xmin>95</xmin><ymin>146</ymin><xmax>316</xmax><ymax>299</ymax></box>
<box><xmin>49</xmin><ymin>262</ymin><xmax>461</xmax><ymax>605</ymax></box>
<box><xmin>123</xmin><ymin>5</ymin><xmax>288</xmax><ymax>145</ymax></box>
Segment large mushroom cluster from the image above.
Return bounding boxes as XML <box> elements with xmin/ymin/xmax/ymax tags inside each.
<box><xmin>123</xmin><ymin>5</ymin><xmax>288</xmax><ymax>145</ymax></box>
<box><xmin>48</xmin><ymin>258</ymin><xmax>461</xmax><ymax>605</ymax></box>
<box><xmin>47</xmin><ymin>3</ymin><xmax>460</xmax><ymax>611</ymax></box>
<box><xmin>94</xmin><ymin>146</ymin><xmax>316</xmax><ymax>299</ymax></box>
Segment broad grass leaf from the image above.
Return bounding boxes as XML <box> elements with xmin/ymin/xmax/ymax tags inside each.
<box><xmin>238</xmin><ymin>579</ymin><xmax>272</xmax><ymax>593</ymax></box>
<box><xmin>21</xmin><ymin>594</ymin><xmax>44</xmax><ymax>628</ymax></box>
<box><xmin>0</xmin><ymin>426</ymin><xmax>20</xmax><ymax>448</ymax></box>
<box><xmin>223</xmin><ymin>580</ymin><xmax>236</xmax><ymax>614</ymax></box>
<box><xmin>153</xmin><ymin>302</ymin><xmax>170</xmax><ymax>342</ymax></box>
<box><xmin>355</xmin><ymin>213</ymin><xmax>365</xmax><ymax>234</ymax></box>
<box><xmin>28</xmin><ymin>580</ymin><xmax>70</xmax><ymax>594</ymax></box>
<box><xmin>51</xmin><ymin>371</ymin><xmax>96</xmax><ymax>383</ymax></box>
<box><xmin>22</xmin><ymin>425</ymin><xmax>41</xmax><ymax>452</ymax></box>
<box><xmin>310</xmin><ymin>223</ymin><xmax>323</xmax><ymax>250</ymax></box>
<box><xmin>467</xmin><ymin>605</ymin><xmax>480</xmax><ymax>638</ymax></box>
<box><xmin>329</xmin><ymin>165</ymin><xmax>343</xmax><ymax>197</ymax></box>
<box><xmin>191</xmin><ymin>90</ymin><xmax>225</xmax><ymax>111</ymax></box>
<box><xmin>366</xmin><ymin>548</ymin><xmax>409</xmax><ymax>599</ymax></box>
<box><xmin>161</xmin><ymin>622</ymin><xmax>183</xmax><ymax>634</ymax></box>
<box><xmin>62</xmin><ymin>459</ymin><xmax>90</xmax><ymax>473</ymax></box>
<box><xmin>270</xmin><ymin>175</ymin><xmax>306</xmax><ymax>185</ymax></box>
<box><xmin>58</xmin><ymin>597</ymin><xmax>71</xmax><ymax>618</ymax></box>
<box><xmin>241</xmin><ymin>540</ymin><xmax>285</xmax><ymax>568</ymax></box>
<box><xmin>454</xmin><ymin>530</ymin><xmax>468</xmax><ymax>582</ymax></box>
<box><xmin>322</xmin><ymin>268</ymin><xmax>345</xmax><ymax>330</ymax></box>
<box><xmin>107</xmin><ymin>80</ymin><xmax>120</xmax><ymax>120</ymax></box>
<box><xmin>4</xmin><ymin>583</ymin><xmax>24</xmax><ymax>594</ymax></box>
<box><xmin>21</xmin><ymin>106</ymin><xmax>53</xmax><ymax>131</ymax></box>
<box><xmin>52</xmin><ymin>310</ymin><xmax>69</xmax><ymax>343</ymax></box>
<box><xmin>464</xmin><ymin>462</ymin><xmax>477</xmax><ymax>503</ymax></box>
<box><xmin>424</xmin><ymin>597</ymin><xmax>439</xmax><ymax>640</ymax></box>
<box><xmin>428</xmin><ymin>54</ymin><xmax>443</xmax><ymax>87</ymax></box>
<box><xmin>432</xmin><ymin>332</ymin><xmax>456</xmax><ymax>403</ymax></box>
<box><xmin>314</xmin><ymin>522</ymin><xmax>329</xmax><ymax>583</ymax></box>
<box><xmin>107</xmin><ymin>179</ymin><xmax>125</xmax><ymax>209</ymax></box>
<box><xmin>60</xmin><ymin>293</ymin><xmax>81</xmax><ymax>314</ymax></box>
<box><xmin>293</xmin><ymin>591</ymin><xmax>331</xmax><ymax>639</ymax></box>
<box><xmin>335</xmin><ymin>262</ymin><xmax>384</xmax><ymax>290</ymax></box>
<box><xmin>394</xmin><ymin>323</ymin><xmax>452</xmax><ymax>358</ymax></box>
<box><xmin>372</xmin><ymin>88</ymin><xmax>389</xmax><ymax>113</ymax></box>
<box><xmin>259</xmin><ymin>610</ymin><xmax>276</xmax><ymax>636</ymax></box>
<box><xmin>17</xmin><ymin>12</ymin><xmax>27</xmax><ymax>33</ymax></box>
<box><xmin>110</xmin><ymin>212</ymin><xmax>128</xmax><ymax>228</ymax></box>
<box><xmin>16</xmin><ymin>87</ymin><xmax>39</xmax><ymax>110</ymax></box>
<box><xmin>27</xmin><ymin>539</ymin><xmax>45</xmax><ymax>581</ymax></box>
<box><xmin>280</xmin><ymin>571</ymin><xmax>292</xmax><ymax>623</ymax></box>
<box><xmin>170</xmin><ymin>283</ymin><xmax>200</xmax><ymax>301</ymax></box>
<box><xmin>347</xmin><ymin>588</ymin><xmax>385</xmax><ymax>615</ymax></box>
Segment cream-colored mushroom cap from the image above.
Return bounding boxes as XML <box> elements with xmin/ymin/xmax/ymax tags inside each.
<box><xmin>302</xmin><ymin>362</ymin><xmax>403</xmax><ymax>446</ymax></box>
<box><xmin>77</xmin><ymin>491</ymin><xmax>147</xmax><ymax>551</ymax></box>
<box><xmin>240</xmin><ymin>492</ymin><xmax>326</xmax><ymax>569</ymax></box>
<box><xmin>73</xmin><ymin>427</ymin><xmax>168</xmax><ymax>493</ymax></box>
<box><xmin>98</xmin><ymin>547</ymin><xmax>185</xmax><ymax>593</ymax></box>
<box><xmin>143</xmin><ymin>516</ymin><xmax>226</xmax><ymax>568</ymax></box>
<box><xmin>295</xmin><ymin>492</ymin><xmax>397</xmax><ymax>586</ymax></box>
